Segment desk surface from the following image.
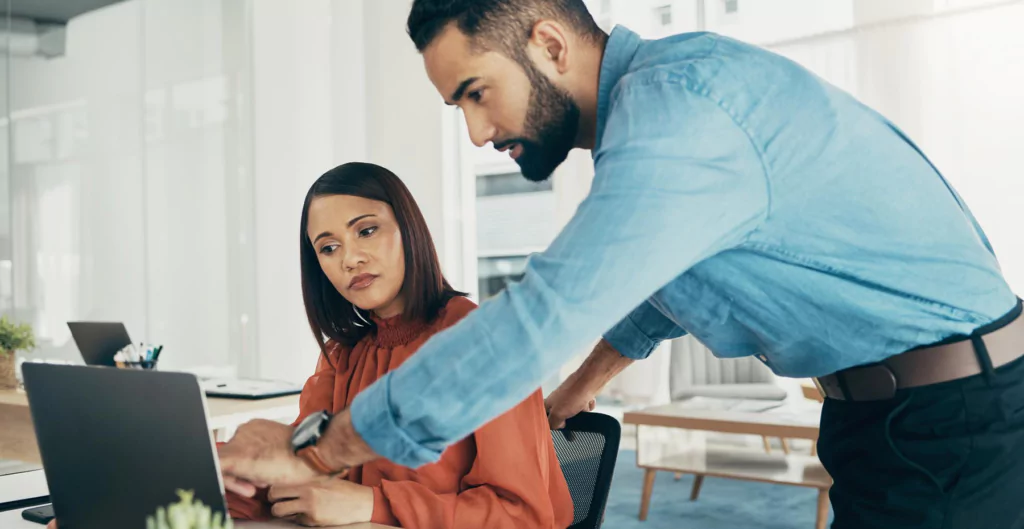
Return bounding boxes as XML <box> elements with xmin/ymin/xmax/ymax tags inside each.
<box><xmin>0</xmin><ymin>472</ymin><xmax>397</xmax><ymax>528</ymax></box>
<box><xmin>624</xmin><ymin>398</ymin><xmax>822</xmax><ymax>440</ymax></box>
<box><xmin>0</xmin><ymin>469</ymin><xmax>47</xmax><ymax>508</ymax></box>
<box><xmin>0</xmin><ymin>509</ymin><xmax>397</xmax><ymax>528</ymax></box>
<box><xmin>0</xmin><ymin>389</ymin><xmax>300</xmax><ymax>463</ymax></box>
<box><xmin>0</xmin><ymin>389</ymin><xmax>300</xmax><ymax>419</ymax></box>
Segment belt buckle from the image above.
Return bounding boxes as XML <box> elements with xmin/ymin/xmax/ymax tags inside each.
<box><xmin>844</xmin><ymin>364</ymin><xmax>898</xmax><ymax>401</ymax></box>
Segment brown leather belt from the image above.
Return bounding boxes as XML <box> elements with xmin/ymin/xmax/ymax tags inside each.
<box><xmin>815</xmin><ymin>310</ymin><xmax>1024</xmax><ymax>401</ymax></box>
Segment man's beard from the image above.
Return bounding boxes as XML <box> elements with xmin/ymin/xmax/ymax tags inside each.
<box><xmin>498</xmin><ymin>62</ymin><xmax>580</xmax><ymax>182</ymax></box>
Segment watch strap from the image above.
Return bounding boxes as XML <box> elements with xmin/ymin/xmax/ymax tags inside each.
<box><xmin>297</xmin><ymin>445</ymin><xmax>345</xmax><ymax>476</ymax></box>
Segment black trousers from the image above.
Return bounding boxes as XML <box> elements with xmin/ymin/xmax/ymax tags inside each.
<box><xmin>818</xmin><ymin>345</ymin><xmax>1024</xmax><ymax>528</ymax></box>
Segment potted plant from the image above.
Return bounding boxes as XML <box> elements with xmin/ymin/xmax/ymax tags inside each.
<box><xmin>0</xmin><ymin>316</ymin><xmax>35</xmax><ymax>390</ymax></box>
<box><xmin>148</xmin><ymin>490</ymin><xmax>233</xmax><ymax>529</ymax></box>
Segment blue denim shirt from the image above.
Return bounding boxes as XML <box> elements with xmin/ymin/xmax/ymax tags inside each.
<box><xmin>351</xmin><ymin>27</ymin><xmax>1016</xmax><ymax>467</ymax></box>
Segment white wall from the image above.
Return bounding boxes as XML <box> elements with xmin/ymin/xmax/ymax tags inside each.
<box><xmin>705</xmin><ymin>0</ymin><xmax>855</xmax><ymax>43</ymax></box>
<box><xmin>141</xmin><ymin>0</ymin><xmax>248</xmax><ymax>375</ymax></box>
<box><xmin>3</xmin><ymin>0</ymin><xmax>471</xmax><ymax>384</ymax></box>
<box><xmin>250</xmin><ymin>0</ymin><xmax>335</xmax><ymax>382</ymax></box>
<box><xmin>769</xmin><ymin>1</ymin><xmax>1024</xmax><ymax>293</ymax></box>
<box><xmin>363</xmin><ymin>0</ymin><xmax>451</xmax><ymax>258</ymax></box>
<box><xmin>4</xmin><ymin>0</ymin><xmax>251</xmax><ymax>374</ymax></box>
<box><xmin>250</xmin><ymin>0</ymin><xmax>470</xmax><ymax>382</ymax></box>
<box><xmin>8</xmin><ymin>3</ymin><xmax>144</xmax><ymax>361</ymax></box>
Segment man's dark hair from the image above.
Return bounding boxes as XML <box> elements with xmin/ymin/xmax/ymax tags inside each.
<box><xmin>407</xmin><ymin>0</ymin><xmax>605</xmax><ymax>61</ymax></box>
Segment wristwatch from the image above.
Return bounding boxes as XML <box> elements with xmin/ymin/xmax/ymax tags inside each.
<box><xmin>291</xmin><ymin>410</ymin><xmax>344</xmax><ymax>475</ymax></box>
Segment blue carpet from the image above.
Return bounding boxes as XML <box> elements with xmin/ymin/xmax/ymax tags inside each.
<box><xmin>604</xmin><ymin>451</ymin><xmax>832</xmax><ymax>529</ymax></box>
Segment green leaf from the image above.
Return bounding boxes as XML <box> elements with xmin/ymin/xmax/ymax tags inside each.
<box><xmin>0</xmin><ymin>316</ymin><xmax>35</xmax><ymax>356</ymax></box>
<box><xmin>148</xmin><ymin>490</ymin><xmax>229</xmax><ymax>529</ymax></box>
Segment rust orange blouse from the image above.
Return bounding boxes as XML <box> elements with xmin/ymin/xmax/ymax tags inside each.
<box><xmin>228</xmin><ymin>296</ymin><xmax>574</xmax><ymax>529</ymax></box>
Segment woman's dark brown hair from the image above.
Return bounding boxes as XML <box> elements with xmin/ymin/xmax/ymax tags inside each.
<box><xmin>300</xmin><ymin>162</ymin><xmax>465</xmax><ymax>354</ymax></box>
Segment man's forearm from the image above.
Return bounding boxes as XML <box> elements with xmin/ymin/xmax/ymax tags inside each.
<box><xmin>320</xmin><ymin>340</ymin><xmax>632</xmax><ymax>470</ymax></box>
<box><xmin>318</xmin><ymin>409</ymin><xmax>378</xmax><ymax>471</ymax></box>
<box><xmin>567</xmin><ymin>338</ymin><xmax>635</xmax><ymax>395</ymax></box>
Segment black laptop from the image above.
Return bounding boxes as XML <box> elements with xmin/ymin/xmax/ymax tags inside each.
<box><xmin>21</xmin><ymin>363</ymin><xmax>227</xmax><ymax>528</ymax></box>
<box><xmin>66</xmin><ymin>322</ymin><xmax>131</xmax><ymax>367</ymax></box>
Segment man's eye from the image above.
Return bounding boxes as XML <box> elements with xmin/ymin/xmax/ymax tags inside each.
<box><xmin>469</xmin><ymin>89</ymin><xmax>483</xmax><ymax>102</ymax></box>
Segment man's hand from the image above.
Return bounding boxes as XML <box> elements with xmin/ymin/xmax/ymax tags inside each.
<box><xmin>222</xmin><ymin>474</ymin><xmax>258</xmax><ymax>498</ymax></box>
<box><xmin>268</xmin><ymin>477</ymin><xmax>374</xmax><ymax>527</ymax></box>
<box><xmin>545</xmin><ymin>383</ymin><xmax>597</xmax><ymax>430</ymax></box>
<box><xmin>218</xmin><ymin>419</ymin><xmax>322</xmax><ymax>493</ymax></box>
<box><xmin>545</xmin><ymin>339</ymin><xmax>633</xmax><ymax>430</ymax></box>
<box><xmin>315</xmin><ymin>409</ymin><xmax>379</xmax><ymax>471</ymax></box>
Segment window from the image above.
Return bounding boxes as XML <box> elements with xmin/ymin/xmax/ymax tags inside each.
<box><xmin>476</xmin><ymin>171</ymin><xmax>553</xmax><ymax>197</ymax></box>
<box><xmin>477</xmin><ymin>255</ymin><xmax>529</xmax><ymax>300</ymax></box>
<box><xmin>724</xmin><ymin>0</ymin><xmax>739</xmax><ymax>14</ymax></box>
<box><xmin>654</xmin><ymin>5</ymin><xmax>673</xmax><ymax>27</ymax></box>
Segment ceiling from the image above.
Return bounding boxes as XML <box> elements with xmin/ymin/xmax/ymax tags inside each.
<box><xmin>5</xmin><ymin>0</ymin><xmax>126</xmax><ymax>25</ymax></box>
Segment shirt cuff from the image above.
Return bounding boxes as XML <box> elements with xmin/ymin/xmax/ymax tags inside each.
<box><xmin>349</xmin><ymin>373</ymin><xmax>443</xmax><ymax>468</ymax></box>
<box><xmin>603</xmin><ymin>313</ymin><xmax>661</xmax><ymax>360</ymax></box>
<box><xmin>370</xmin><ymin>485</ymin><xmax>400</xmax><ymax>526</ymax></box>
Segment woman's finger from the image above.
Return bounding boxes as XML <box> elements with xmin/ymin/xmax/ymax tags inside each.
<box><xmin>223</xmin><ymin>475</ymin><xmax>258</xmax><ymax>498</ymax></box>
<box><xmin>267</xmin><ymin>484</ymin><xmax>305</xmax><ymax>503</ymax></box>
<box><xmin>270</xmin><ymin>498</ymin><xmax>308</xmax><ymax>518</ymax></box>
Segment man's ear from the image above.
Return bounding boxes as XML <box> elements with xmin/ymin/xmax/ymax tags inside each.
<box><xmin>530</xmin><ymin>20</ymin><xmax>571</xmax><ymax>74</ymax></box>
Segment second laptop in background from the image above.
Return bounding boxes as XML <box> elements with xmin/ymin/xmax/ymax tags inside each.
<box><xmin>66</xmin><ymin>321</ymin><xmax>301</xmax><ymax>400</ymax></box>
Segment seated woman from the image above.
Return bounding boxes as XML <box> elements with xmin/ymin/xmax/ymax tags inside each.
<box><xmin>228</xmin><ymin>162</ymin><xmax>574</xmax><ymax>528</ymax></box>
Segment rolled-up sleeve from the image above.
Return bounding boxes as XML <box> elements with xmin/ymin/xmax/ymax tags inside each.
<box><xmin>350</xmin><ymin>78</ymin><xmax>769</xmax><ymax>468</ymax></box>
<box><xmin>604</xmin><ymin>299</ymin><xmax>689</xmax><ymax>360</ymax></box>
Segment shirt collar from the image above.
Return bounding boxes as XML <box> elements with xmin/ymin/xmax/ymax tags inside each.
<box><xmin>595</xmin><ymin>26</ymin><xmax>642</xmax><ymax>153</ymax></box>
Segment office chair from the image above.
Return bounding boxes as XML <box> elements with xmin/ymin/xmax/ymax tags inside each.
<box><xmin>669</xmin><ymin>336</ymin><xmax>796</xmax><ymax>458</ymax></box>
<box><xmin>669</xmin><ymin>336</ymin><xmax>787</xmax><ymax>402</ymax></box>
<box><xmin>551</xmin><ymin>412</ymin><xmax>621</xmax><ymax>529</ymax></box>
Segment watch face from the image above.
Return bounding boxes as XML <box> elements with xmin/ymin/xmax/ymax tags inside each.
<box><xmin>292</xmin><ymin>411</ymin><xmax>329</xmax><ymax>451</ymax></box>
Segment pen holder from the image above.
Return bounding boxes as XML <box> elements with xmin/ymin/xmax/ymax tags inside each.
<box><xmin>114</xmin><ymin>343</ymin><xmax>163</xmax><ymax>370</ymax></box>
<box><xmin>117</xmin><ymin>360</ymin><xmax>158</xmax><ymax>370</ymax></box>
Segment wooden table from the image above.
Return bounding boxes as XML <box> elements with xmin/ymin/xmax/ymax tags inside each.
<box><xmin>0</xmin><ymin>388</ymin><xmax>299</xmax><ymax>464</ymax></box>
<box><xmin>624</xmin><ymin>399</ymin><xmax>831</xmax><ymax>529</ymax></box>
<box><xmin>800</xmin><ymin>379</ymin><xmax>825</xmax><ymax>403</ymax></box>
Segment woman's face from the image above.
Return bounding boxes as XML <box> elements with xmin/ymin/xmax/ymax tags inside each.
<box><xmin>306</xmin><ymin>194</ymin><xmax>406</xmax><ymax>318</ymax></box>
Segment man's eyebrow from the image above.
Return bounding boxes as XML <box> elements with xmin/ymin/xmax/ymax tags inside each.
<box><xmin>449</xmin><ymin>77</ymin><xmax>479</xmax><ymax>104</ymax></box>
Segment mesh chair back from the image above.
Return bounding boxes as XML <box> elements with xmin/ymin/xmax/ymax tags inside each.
<box><xmin>550</xmin><ymin>412</ymin><xmax>621</xmax><ymax>529</ymax></box>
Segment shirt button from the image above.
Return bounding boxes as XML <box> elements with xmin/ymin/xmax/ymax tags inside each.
<box><xmin>758</xmin><ymin>355</ymin><xmax>768</xmax><ymax>362</ymax></box>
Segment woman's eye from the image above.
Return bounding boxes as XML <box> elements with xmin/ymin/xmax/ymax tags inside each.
<box><xmin>359</xmin><ymin>226</ymin><xmax>378</xmax><ymax>238</ymax></box>
<box><xmin>319</xmin><ymin>243</ymin><xmax>339</xmax><ymax>255</ymax></box>
<box><xmin>469</xmin><ymin>89</ymin><xmax>483</xmax><ymax>102</ymax></box>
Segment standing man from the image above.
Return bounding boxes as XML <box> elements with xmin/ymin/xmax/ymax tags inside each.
<box><xmin>220</xmin><ymin>1</ymin><xmax>1024</xmax><ymax>527</ymax></box>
